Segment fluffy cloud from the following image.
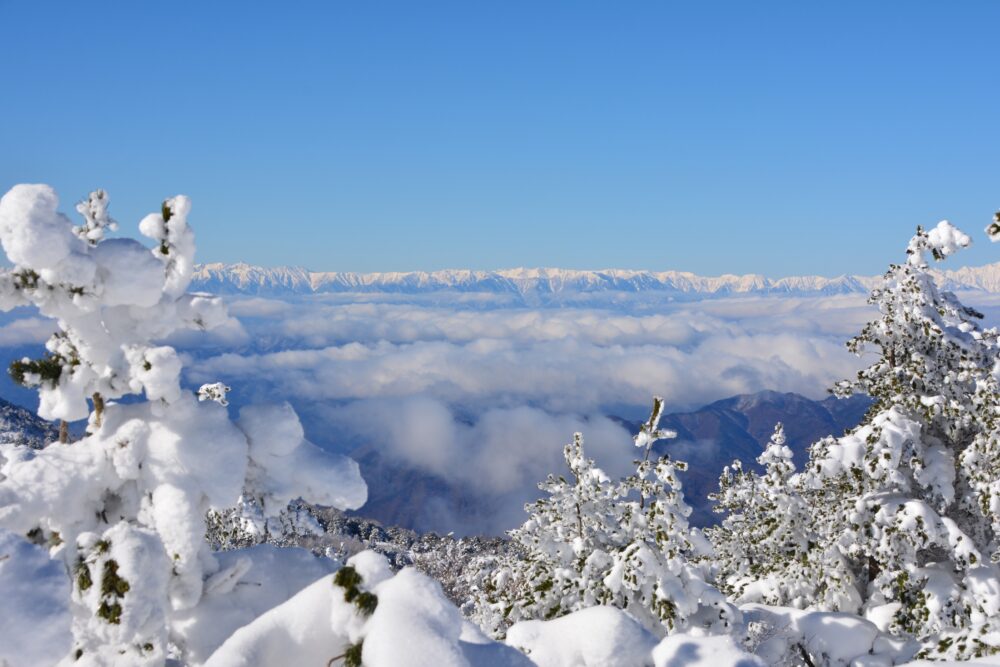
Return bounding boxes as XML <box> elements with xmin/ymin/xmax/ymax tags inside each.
<box><xmin>321</xmin><ymin>397</ymin><xmax>635</xmax><ymax>533</ymax></box>
<box><xmin>329</xmin><ymin>398</ymin><xmax>633</xmax><ymax>492</ymax></box>
<box><xmin>170</xmin><ymin>292</ymin><xmax>888</xmax><ymax>533</ymax></box>
<box><xmin>187</xmin><ymin>295</ymin><xmax>875</xmax><ymax>413</ymax></box>
<box><xmin>0</xmin><ymin>316</ymin><xmax>55</xmax><ymax>346</ymax></box>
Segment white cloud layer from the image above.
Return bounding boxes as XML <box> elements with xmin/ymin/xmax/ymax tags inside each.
<box><xmin>172</xmin><ymin>292</ymin><xmax>886</xmax><ymax>532</ymax></box>
<box><xmin>188</xmin><ymin>295</ymin><xmax>875</xmax><ymax>413</ymax></box>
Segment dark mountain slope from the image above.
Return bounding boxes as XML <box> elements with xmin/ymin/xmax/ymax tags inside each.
<box><xmin>0</xmin><ymin>396</ymin><xmax>59</xmax><ymax>449</ymax></box>
<box><xmin>652</xmin><ymin>391</ymin><xmax>870</xmax><ymax>524</ymax></box>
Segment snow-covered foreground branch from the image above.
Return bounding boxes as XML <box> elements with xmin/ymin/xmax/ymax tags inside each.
<box><xmin>0</xmin><ymin>185</ymin><xmax>365</xmax><ymax>665</ymax></box>
<box><xmin>1</xmin><ymin>185</ymin><xmax>1000</xmax><ymax>667</ymax></box>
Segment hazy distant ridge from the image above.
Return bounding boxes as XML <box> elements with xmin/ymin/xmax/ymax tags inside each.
<box><xmin>190</xmin><ymin>261</ymin><xmax>1000</xmax><ymax>298</ymax></box>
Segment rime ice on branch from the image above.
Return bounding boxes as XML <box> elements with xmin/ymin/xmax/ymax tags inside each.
<box><xmin>0</xmin><ymin>185</ymin><xmax>366</xmax><ymax>665</ymax></box>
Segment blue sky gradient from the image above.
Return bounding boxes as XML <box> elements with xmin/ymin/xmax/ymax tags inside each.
<box><xmin>2</xmin><ymin>1</ymin><xmax>998</xmax><ymax>276</ymax></box>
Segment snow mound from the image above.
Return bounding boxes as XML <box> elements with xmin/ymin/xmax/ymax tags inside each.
<box><xmin>506</xmin><ymin>606</ymin><xmax>658</xmax><ymax>667</ymax></box>
<box><xmin>203</xmin><ymin>566</ymin><xmax>341</xmax><ymax>667</ymax></box>
<box><xmin>205</xmin><ymin>551</ymin><xmax>530</xmax><ymax>667</ymax></box>
<box><xmin>743</xmin><ymin>604</ymin><xmax>916</xmax><ymax>667</ymax></box>
<box><xmin>171</xmin><ymin>544</ymin><xmax>338</xmax><ymax>664</ymax></box>
<box><xmin>653</xmin><ymin>634</ymin><xmax>764</xmax><ymax>667</ymax></box>
<box><xmin>0</xmin><ymin>528</ymin><xmax>72</xmax><ymax>667</ymax></box>
<box><xmin>365</xmin><ymin>567</ymin><xmax>531</xmax><ymax>667</ymax></box>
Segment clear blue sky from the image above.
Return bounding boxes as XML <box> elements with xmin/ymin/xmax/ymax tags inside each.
<box><xmin>2</xmin><ymin>1</ymin><xmax>998</xmax><ymax>276</ymax></box>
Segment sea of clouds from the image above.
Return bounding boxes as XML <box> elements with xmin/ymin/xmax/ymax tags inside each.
<box><xmin>4</xmin><ymin>291</ymin><xmax>1000</xmax><ymax>534</ymax></box>
<box><xmin>187</xmin><ymin>293</ymin><xmax>875</xmax><ymax>409</ymax></box>
<box><xmin>195</xmin><ymin>292</ymin><xmax>877</xmax><ymax>533</ymax></box>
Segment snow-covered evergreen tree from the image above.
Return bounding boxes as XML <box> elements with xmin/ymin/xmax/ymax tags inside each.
<box><xmin>205</xmin><ymin>496</ymin><xmax>328</xmax><ymax>553</ymax></box>
<box><xmin>791</xmin><ymin>220</ymin><xmax>1000</xmax><ymax>659</ymax></box>
<box><xmin>708</xmin><ymin>423</ymin><xmax>839</xmax><ymax>610</ymax></box>
<box><xmin>0</xmin><ymin>185</ymin><xmax>366</xmax><ymax>665</ymax></box>
<box><xmin>472</xmin><ymin>398</ymin><xmax>735</xmax><ymax>639</ymax></box>
<box><xmin>469</xmin><ymin>432</ymin><xmax>618</xmax><ymax>634</ymax></box>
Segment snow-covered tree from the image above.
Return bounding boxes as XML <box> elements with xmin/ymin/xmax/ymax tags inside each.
<box><xmin>0</xmin><ymin>185</ymin><xmax>366</xmax><ymax>665</ymax></box>
<box><xmin>708</xmin><ymin>424</ymin><xmax>840</xmax><ymax>610</ymax></box>
<box><xmin>472</xmin><ymin>398</ymin><xmax>736</xmax><ymax>638</ymax></box>
<box><xmin>470</xmin><ymin>432</ymin><xmax>619</xmax><ymax>634</ymax></box>
<box><xmin>790</xmin><ymin>220</ymin><xmax>1000</xmax><ymax>659</ymax></box>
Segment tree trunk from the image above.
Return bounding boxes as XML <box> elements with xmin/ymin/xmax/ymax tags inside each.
<box><xmin>868</xmin><ymin>555</ymin><xmax>881</xmax><ymax>587</ymax></box>
<box><xmin>92</xmin><ymin>392</ymin><xmax>105</xmax><ymax>428</ymax></box>
<box><xmin>59</xmin><ymin>420</ymin><xmax>68</xmax><ymax>444</ymax></box>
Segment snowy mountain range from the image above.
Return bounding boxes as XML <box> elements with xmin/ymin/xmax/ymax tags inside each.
<box><xmin>191</xmin><ymin>261</ymin><xmax>1000</xmax><ymax>299</ymax></box>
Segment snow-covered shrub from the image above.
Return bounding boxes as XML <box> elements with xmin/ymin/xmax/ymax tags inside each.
<box><xmin>0</xmin><ymin>185</ymin><xmax>366</xmax><ymax>665</ymax></box>
<box><xmin>472</xmin><ymin>398</ymin><xmax>736</xmax><ymax>638</ymax></box>
<box><xmin>708</xmin><ymin>423</ymin><xmax>847</xmax><ymax>610</ymax></box>
<box><xmin>206</xmin><ymin>497</ymin><xmax>327</xmax><ymax>553</ymax></box>
<box><xmin>741</xmin><ymin>604</ymin><xmax>916</xmax><ymax>667</ymax></box>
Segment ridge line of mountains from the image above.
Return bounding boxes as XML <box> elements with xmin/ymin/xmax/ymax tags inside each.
<box><xmin>191</xmin><ymin>261</ymin><xmax>1000</xmax><ymax>298</ymax></box>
